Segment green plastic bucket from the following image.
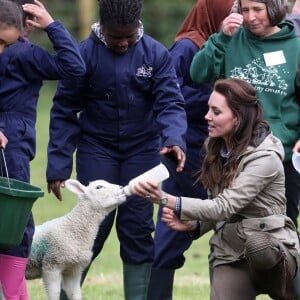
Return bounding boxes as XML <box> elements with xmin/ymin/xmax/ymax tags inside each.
<box><xmin>0</xmin><ymin>176</ymin><xmax>44</xmax><ymax>249</ymax></box>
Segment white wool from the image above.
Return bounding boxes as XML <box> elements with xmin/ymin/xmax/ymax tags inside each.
<box><xmin>25</xmin><ymin>179</ymin><xmax>126</xmax><ymax>300</ymax></box>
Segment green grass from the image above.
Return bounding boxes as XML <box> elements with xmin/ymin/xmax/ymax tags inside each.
<box><xmin>28</xmin><ymin>82</ymin><xmax>271</xmax><ymax>299</ymax></box>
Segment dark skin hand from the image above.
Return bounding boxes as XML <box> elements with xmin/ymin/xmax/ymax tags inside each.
<box><xmin>160</xmin><ymin>145</ymin><xmax>186</xmax><ymax>172</ymax></box>
<box><xmin>47</xmin><ymin>180</ymin><xmax>65</xmax><ymax>201</ymax></box>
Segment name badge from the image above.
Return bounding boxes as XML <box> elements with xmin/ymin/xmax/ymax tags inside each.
<box><xmin>263</xmin><ymin>50</ymin><xmax>286</xmax><ymax>66</ymax></box>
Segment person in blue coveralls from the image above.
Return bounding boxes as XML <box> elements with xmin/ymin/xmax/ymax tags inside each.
<box><xmin>46</xmin><ymin>0</ymin><xmax>187</xmax><ymax>299</ymax></box>
<box><xmin>147</xmin><ymin>1</ymin><xmax>235</xmax><ymax>299</ymax></box>
<box><xmin>0</xmin><ymin>0</ymin><xmax>85</xmax><ymax>299</ymax></box>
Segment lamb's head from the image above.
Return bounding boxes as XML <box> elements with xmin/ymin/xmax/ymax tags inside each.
<box><xmin>65</xmin><ymin>179</ymin><xmax>127</xmax><ymax>211</ymax></box>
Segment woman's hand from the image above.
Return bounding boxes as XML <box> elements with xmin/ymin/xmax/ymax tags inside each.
<box><xmin>292</xmin><ymin>0</ymin><xmax>300</xmax><ymax>14</ymax></box>
<box><xmin>293</xmin><ymin>140</ymin><xmax>300</xmax><ymax>153</ymax></box>
<box><xmin>222</xmin><ymin>13</ymin><xmax>243</xmax><ymax>36</ymax></box>
<box><xmin>133</xmin><ymin>180</ymin><xmax>164</xmax><ymax>204</ymax></box>
<box><xmin>133</xmin><ymin>180</ymin><xmax>177</xmax><ymax>210</ymax></box>
<box><xmin>161</xmin><ymin>207</ymin><xmax>197</xmax><ymax>232</ymax></box>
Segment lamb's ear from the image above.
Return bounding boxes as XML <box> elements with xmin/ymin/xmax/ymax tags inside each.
<box><xmin>65</xmin><ymin>179</ymin><xmax>86</xmax><ymax>196</ymax></box>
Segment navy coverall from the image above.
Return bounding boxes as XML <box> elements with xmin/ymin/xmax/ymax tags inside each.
<box><xmin>46</xmin><ymin>29</ymin><xmax>187</xmax><ymax>264</ymax></box>
<box><xmin>0</xmin><ymin>21</ymin><xmax>85</xmax><ymax>257</ymax></box>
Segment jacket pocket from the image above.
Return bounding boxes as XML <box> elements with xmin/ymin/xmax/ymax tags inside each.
<box><xmin>242</xmin><ymin>215</ymin><xmax>285</xmax><ymax>232</ymax></box>
<box><xmin>242</xmin><ymin>216</ymin><xmax>297</xmax><ymax>248</ymax></box>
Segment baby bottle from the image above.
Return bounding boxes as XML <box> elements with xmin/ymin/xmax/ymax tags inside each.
<box><xmin>123</xmin><ymin>163</ymin><xmax>170</xmax><ymax>196</ymax></box>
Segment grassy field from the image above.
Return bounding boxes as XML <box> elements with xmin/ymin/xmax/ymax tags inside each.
<box><xmin>27</xmin><ymin>82</ymin><xmax>271</xmax><ymax>299</ymax></box>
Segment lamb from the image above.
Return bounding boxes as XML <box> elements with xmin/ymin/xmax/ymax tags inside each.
<box><xmin>25</xmin><ymin>179</ymin><xmax>127</xmax><ymax>300</ymax></box>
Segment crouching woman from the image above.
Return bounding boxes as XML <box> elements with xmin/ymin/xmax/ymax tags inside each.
<box><xmin>133</xmin><ymin>78</ymin><xmax>300</xmax><ymax>300</ymax></box>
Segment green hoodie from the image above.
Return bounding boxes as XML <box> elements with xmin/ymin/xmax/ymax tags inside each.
<box><xmin>190</xmin><ymin>21</ymin><xmax>300</xmax><ymax>161</ymax></box>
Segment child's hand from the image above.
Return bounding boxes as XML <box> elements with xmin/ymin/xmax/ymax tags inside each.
<box><xmin>22</xmin><ymin>0</ymin><xmax>54</xmax><ymax>30</ymax></box>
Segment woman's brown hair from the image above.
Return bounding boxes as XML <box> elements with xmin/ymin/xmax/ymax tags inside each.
<box><xmin>199</xmin><ymin>78</ymin><xmax>269</xmax><ymax>191</ymax></box>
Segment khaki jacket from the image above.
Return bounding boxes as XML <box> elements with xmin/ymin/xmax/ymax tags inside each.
<box><xmin>180</xmin><ymin>134</ymin><xmax>300</xmax><ymax>267</ymax></box>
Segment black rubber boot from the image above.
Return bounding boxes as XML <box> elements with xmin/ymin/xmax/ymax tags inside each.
<box><xmin>146</xmin><ymin>268</ymin><xmax>175</xmax><ymax>300</ymax></box>
<box><xmin>123</xmin><ymin>262</ymin><xmax>152</xmax><ymax>300</ymax></box>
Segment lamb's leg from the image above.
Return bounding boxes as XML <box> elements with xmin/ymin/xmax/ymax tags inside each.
<box><xmin>62</xmin><ymin>267</ymin><xmax>83</xmax><ymax>300</ymax></box>
<box><xmin>42</xmin><ymin>269</ymin><xmax>63</xmax><ymax>300</ymax></box>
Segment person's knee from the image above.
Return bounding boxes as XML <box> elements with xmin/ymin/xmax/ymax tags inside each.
<box><xmin>245</xmin><ymin>232</ymin><xmax>282</xmax><ymax>270</ymax></box>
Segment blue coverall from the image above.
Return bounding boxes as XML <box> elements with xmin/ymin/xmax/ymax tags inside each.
<box><xmin>46</xmin><ymin>29</ymin><xmax>187</xmax><ymax>265</ymax></box>
<box><xmin>0</xmin><ymin>21</ymin><xmax>85</xmax><ymax>258</ymax></box>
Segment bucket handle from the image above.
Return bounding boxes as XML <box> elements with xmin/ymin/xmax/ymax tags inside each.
<box><xmin>0</xmin><ymin>148</ymin><xmax>11</xmax><ymax>191</ymax></box>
